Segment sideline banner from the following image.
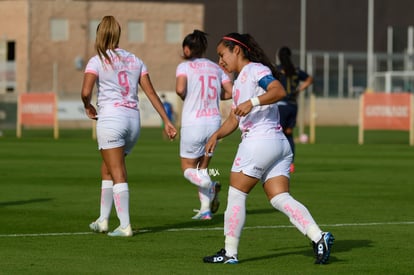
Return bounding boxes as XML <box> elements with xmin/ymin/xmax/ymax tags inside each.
<box><xmin>17</xmin><ymin>92</ymin><xmax>58</xmax><ymax>138</ymax></box>
<box><xmin>359</xmin><ymin>92</ymin><xmax>413</xmax><ymax>145</ymax></box>
<box><xmin>363</xmin><ymin>93</ymin><xmax>411</xmax><ymax>130</ymax></box>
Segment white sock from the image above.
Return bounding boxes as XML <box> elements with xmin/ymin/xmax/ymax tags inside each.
<box><xmin>224</xmin><ymin>186</ymin><xmax>247</xmax><ymax>257</ymax></box>
<box><xmin>198</xmin><ymin>187</ymin><xmax>211</xmax><ymax>212</ymax></box>
<box><xmin>209</xmin><ymin>182</ymin><xmax>216</xmax><ymax>203</ymax></box>
<box><xmin>270</xmin><ymin>192</ymin><xmax>322</xmax><ymax>242</ymax></box>
<box><xmin>98</xmin><ymin>180</ymin><xmax>113</xmax><ymax>221</ymax></box>
<box><xmin>113</xmin><ymin>183</ymin><xmax>130</xmax><ymax>228</ymax></box>
<box><xmin>225</xmin><ymin>236</ymin><xmax>239</xmax><ymax>258</ymax></box>
<box><xmin>184</xmin><ymin>168</ymin><xmax>212</xmax><ymax>188</ymax></box>
<box><xmin>307</xmin><ymin>224</ymin><xmax>323</xmax><ymax>243</ymax></box>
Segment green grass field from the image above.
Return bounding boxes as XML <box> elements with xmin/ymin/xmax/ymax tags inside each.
<box><xmin>0</xmin><ymin>127</ymin><xmax>413</xmax><ymax>274</ymax></box>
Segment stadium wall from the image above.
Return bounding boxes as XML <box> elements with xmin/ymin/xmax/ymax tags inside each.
<box><xmin>303</xmin><ymin>98</ymin><xmax>360</xmax><ymax>126</ymax></box>
<box><xmin>0</xmin><ymin>0</ymin><xmax>203</xmax><ymax>95</ymax></box>
<box><xmin>0</xmin><ymin>94</ymin><xmax>360</xmax><ymax>130</ymax></box>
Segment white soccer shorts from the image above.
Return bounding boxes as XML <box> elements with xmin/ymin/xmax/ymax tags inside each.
<box><xmin>96</xmin><ymin>113</ymin><xmax>140</xmax><ymax>155</ymax></box>
<box><xmin>231</xmin><ymin>137</ymin><xmax>293</xmax><ymax>182</ymax></box>
<box><xmin>180</xmin><ymin>123</ymin><xmax>220</xmax><ymax>159</ymax></box>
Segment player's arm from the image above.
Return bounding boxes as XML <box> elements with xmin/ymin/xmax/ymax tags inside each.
<box><xmin>256</xmin><ymin>78</ymin><xmax>286</xmax><ymax>105</ymax></box>
<box><xmin>176</xmin><ymin>75</ymin><xmax>187</xmax><ymax>100</ymax></box>
<box><xmin>220</xmin><ymin>81</ymin><xmax>233</xmax><ymax>100</ymax></box>
<box><xmin>205</xmin><ymin>111</ymin><xmax>238</xmax><ymax>155</ymax></box>
<box><xmin>140</xmin><ymin>73</ymin><xmax>177</xmax><ymax>139</ymax></box>
<box><xmin>234</xmin><ymin>77</ymin><xmax>286</xmax><ymax>117</ymax></box>
<box><xmin>298</xmin><ymin>75</ymin><xmax>313</xmax><ymax>92</ymax></box>
<box><xmin>81</xmin><ymin>72</ymin><xmax>98</xmax><ymax>119</ymax></box>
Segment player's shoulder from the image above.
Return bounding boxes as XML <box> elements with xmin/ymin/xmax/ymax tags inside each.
<box><xmin>176</xmin><ymin>60</ymin><xmax>189</xmax><ymax>71</ymax></box>
<box><xmin>88</xmin><ymin>54</ymin><xmax>100</xmax><ymax>62</ymax></box>
<box><xmin>249</xmin><ymin>62</ymin><xmax>268</xmax><ymax>69</ymax></box>
<box><xmin>201</xmin><ymin>58</ymin><xmax>221</xmax><ymax>68</ymax></box>
<box><xmin>247</xmin><ymin>62</ymin><xmax>271</xmax><ymax>74</ymax></box>
<box><xmin>177</xmin><ymin>58</ymin><xmax>213</xmax><ymax>69</ymax></box>
<box><xmin>117</xmin><ymin>48</ymin><xmax>142</xmax><ymax>61</ymax></box>
<box><xmin>85</xmin><ymin>54</ymin><xmax>101</xmax><ymax>69</ymax></box>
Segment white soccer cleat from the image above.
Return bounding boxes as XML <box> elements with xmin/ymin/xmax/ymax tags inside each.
<box><xmin>89</xmin><ymin>219</ymin><xmax>108</xmax><ymax>233</ymax></box>
<box><xmin>107</xmin><ymin>224</ymin><xmax>133</xmax><ymax>237</ymax></box>
<box><xmin>192</xmin><ymin>209</ymin><xmax>212</xmax><ymax>220</ymax></box>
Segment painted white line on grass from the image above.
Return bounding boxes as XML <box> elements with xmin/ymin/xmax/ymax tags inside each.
<box><xmin>167</xmin><ymin>221</ymin><xmax>414</xmax><ymax>232</ymax></box>
<box><xmin>1</xmin><ymin>221</ymin><xmax>413</xmax><ymax>238</ymax></box>
<box><xmin>0</xmin><ymin>232</ymin><xmax>93</xmax><ymax>237</ymax></box>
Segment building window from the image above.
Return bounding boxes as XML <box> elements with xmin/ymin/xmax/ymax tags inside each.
<box><xmin>165</xmin><ymin>22</ymin><xmax>182</xmax><ymax>43</ymax></box>
<box><xmin>50</xmin><ymin>19</ymin><xmax>68</xmax><ymax>41</ymax></box>
<box><xmin>128</xmin><ymin>21</ymin><xmax>145</xmax><ymax>43</ymax></box>
<box><xmin>89</xmin><ymin>19</ymin><xmax>100</xmax><ymax>42</ymax></box>
<box><xmin>7</xmin><ymin>41</ymin><xmax>15</xmax><ymax>61</ymax></box>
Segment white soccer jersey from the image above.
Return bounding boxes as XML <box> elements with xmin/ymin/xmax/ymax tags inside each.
<box><xmin>232</xmin><ymin>62</ymin><xmax>283</xmax><ymax>139</ymax></box>
<box><xmin>85</xmin><ymin>48</ymin><xmax>148</xmax><ymax>117</ymax></box>
<box><xmin>176</xmin><ymin>58</ymin><xmax>230</xmax><ymax>127</ymax></box>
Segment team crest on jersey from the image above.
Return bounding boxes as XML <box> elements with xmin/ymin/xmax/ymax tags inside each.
<box><xmin>240</xmin><ymin>71</ymin><xmax>248</xmax><ymax>83</ymax></box>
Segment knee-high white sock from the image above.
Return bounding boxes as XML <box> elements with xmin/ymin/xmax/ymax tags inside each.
<box><xmin>224</xmin><ymin>186</ymin><xmax>247</xmax><ymax>257</ymax></box>
<box><xmin>198</xmin><ymin>187</ymin><xmax>211</xmax><ymax>212</ymax></box>
<box><xmin>184</xmin><ymin>168</ymin><xmax>212</xmax><ymax>188</ymax></box>
<box><xmin>270</xmin><ymin>192</ymin><xmax>322</xmax><ymax>242</ymax></box>
<box><xmin>99</xmin><ymin>180</ymin><xmax>113</xmax><ymax>221</ymax></box>
<box><xmin>113</xmin><ymin>183</ymin><xmax>130</xmax><ymax>228</ymax></box>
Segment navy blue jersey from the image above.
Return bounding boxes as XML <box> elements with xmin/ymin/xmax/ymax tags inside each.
<box><xmin>276</xmin><ymin>65</ymin><xmax>309</xmax><ymax>104</ymax></box>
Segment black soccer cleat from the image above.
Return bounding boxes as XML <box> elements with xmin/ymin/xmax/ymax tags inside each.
<box><xmin>203</xmin><ymin>248</ymin><xmax>239</xmax><ymax>264</ymax></box>
<box><xmin>313</xmin><ymin>232</ymin><xmax>334</xmax><ymax>264</ymax></box>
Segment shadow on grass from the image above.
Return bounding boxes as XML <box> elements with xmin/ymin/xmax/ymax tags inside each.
<box><xmin>0</xmin><ymin>198</ymin><xmax>53</xmax><ymax>207</ymax></box>
<box><xmin>136</xmin><ymin>207</ymin><xmax>277</xmax><ymax>234</ymax></box>
<box><xmin>246</xmin><ymin>208</ymin><xmax>274</xmax><ymax>215</ymax></box>
<box><xmin>241</xmin><ymin>239</ymin><xmax>373</xmax><ymax>264</ymax></box>
<box><xmin>136</xmin><ymin>213</ymin><xmax>225</xmax><ymax>234</ymax></box>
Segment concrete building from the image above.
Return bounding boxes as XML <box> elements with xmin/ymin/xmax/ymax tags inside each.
<box><xmin>1</xmin><ymin>0</ymin><xmax>413</xmax><ymax>128</ymax></box>
<box><xmin>2</xmin><ymin>0</ymin><xmax>414</xmax><ymax>96</ymax></box>
<box><xmin>0</xmin><ymin>0</ymin><xmax>203</xmax><ymax>95</ymax></box>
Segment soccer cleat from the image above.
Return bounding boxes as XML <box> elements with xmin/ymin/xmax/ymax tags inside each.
<box><xmin>210</xmin><ymin>181</ymin><xmax>221</xmax><ymax>214</ymax></box>
<box><xmin>89</xmin><ymin>219</ymin><xmax>108</xmax><ymax>233</ymax></box>
<box><xmin>107</xmin><ymin>224</ymin><xmax>133</xmax><ymax>237</ymax></box>
<box><xmin>313</xmin><ymin>232</ymin><xmax>334</xmax><ymax>264</ymax></box>
<box><xmin>203</xmin><ymin>248</ymin><xmax>239</xmax><ymax>264</ymax></box>
<box><xmin>192</xmin><ymin>209</ymin><xmax>212</xmax><ymax>220</ymax></box>
<box><xmin>290</xmin><ymin>163</ymin><xmax>295</xmax><ymax>173</ymax></box>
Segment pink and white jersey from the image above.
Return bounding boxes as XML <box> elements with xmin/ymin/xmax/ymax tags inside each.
<box><xmin>85</xmin><ymin>48</ymin><xmax>148</xmax><ymax>117</ymax></box>
<box><xmin>176</xmin><ymin>58</ymin><xmax>230</xmax><ymax>127</ymax></box>
<box><xmin>232</xmin><ymin>62</ymin><xmax>283</xmax><ymax>139</ymax></box>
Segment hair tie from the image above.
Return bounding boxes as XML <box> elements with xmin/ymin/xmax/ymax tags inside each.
<box><xmin>222</xmin><ymin>36</ymin><xmax>250</xmax><ymax>51</ymax></box>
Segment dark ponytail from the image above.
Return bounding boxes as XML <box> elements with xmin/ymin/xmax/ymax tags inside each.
<box><xmin>278</xmin><ymin>47</ymin><xmax>296</xmax><ymax>77</ymax></box>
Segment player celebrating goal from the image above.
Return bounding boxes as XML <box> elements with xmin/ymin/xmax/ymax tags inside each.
<box><xmin>202</xmin><ymin>33</ymin><xmax>334</xmax><ymax>264</ymax></box>
<box><xmin>81</xmin><ymin>15</ymin><xmax>176</xmax><ymax>237</ymax></box>
<box><xmin>176</xmin><ymin>30</ymin><xmax>232</xmax><ymax>220</ymax></box>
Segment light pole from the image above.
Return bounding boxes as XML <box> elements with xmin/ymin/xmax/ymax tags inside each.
<box><xmin>298</xmin><ymin>0</ymin><xmax>307</xmax><ymax>136</ymax></box>
<box><xmin>237</xmin><ymin>0</ymin><xmax>243</xmax><ymax>33</ymax></box>
<box><xmin>367</xmin><ymin>0</ymin><xmax>374</xmax><ymax>90</ymax></box>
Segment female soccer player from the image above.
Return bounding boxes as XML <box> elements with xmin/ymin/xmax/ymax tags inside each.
<box><xmin>276</xmin><ymin>46</ymin><xmax>313</xmax><ymax>173</ymax></box>
<box><xmin>176</xmin><ymin>30</ymin><xmax>232</xmax><ymax>220</ymax></box>
<box><xmin>202</xmin><ymin>33</ymin><xmax>334</xmax><ymax>264</ymax></box>
<box><xmin>81</xmin><ymin>16</ymin><xmax>177</xmax><ymax>237</ymax></box>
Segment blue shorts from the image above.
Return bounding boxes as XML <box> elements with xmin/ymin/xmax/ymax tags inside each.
<box><xmin>277</xmin><ymin>102</ymin><xmax>298</xmax><ymax>129</ymax></box>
